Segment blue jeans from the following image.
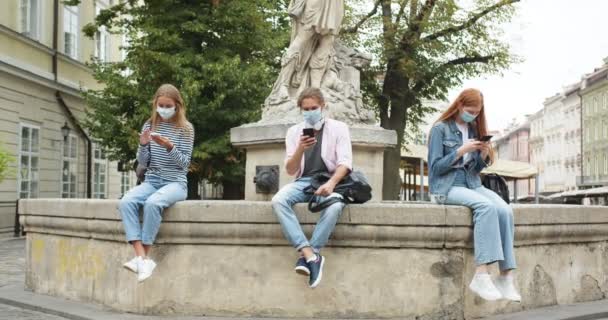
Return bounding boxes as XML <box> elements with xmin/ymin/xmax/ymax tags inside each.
<box><xmin>445</xmin><ymin>186</ymin><xmax>516</xmax><ymax>270</ymax></box>
<box><xmin>119</xmin><ymin>176</ymin><xmax>187</xmax><ymax>245</ymax></box>
<box><xmin>271</xmin><ymin>177</ymin><xmax>345</xmax><ymax>252</ymax></box>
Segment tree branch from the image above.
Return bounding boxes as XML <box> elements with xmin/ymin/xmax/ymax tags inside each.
<box><xmin>423</xmin><ymin>0</ymin><xmax>520</xmax><ymax>42</ymax></box>
<box><xmin>412</xmin><ymin>54</ymin><xmax>496</xmax><ymax>93</ymax></box>
<box><xmin>414</xmin><ymin>0</ymin><xmax>436</xmax><ymax>26</ymax></box>
<box><xmin>399</xmin><ymin>0</ymin><xmax>436</xmax><ymax>49</ymax></box>
<box><xmin>395</xmin><ymin>0</ymin><xmax>409</xmax><ymax>26</ymax></box>
<box><xmin>443</xmin><ymin>54</ymin><xmax>495</xmax><ymax>66</ymax></box>
<box><xmin>342</xmin><ymin>0</ymin><xmax>381</xmax><ymax>34</ymax></box>
<box><xmin>380</xmin><ymin>0</ymin><xmax>395</xmax><ymax>52</ymax></box>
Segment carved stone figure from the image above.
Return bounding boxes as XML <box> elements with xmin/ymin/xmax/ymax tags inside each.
<box><xmin>261</xmin><ymin>0</ymin><xmax>375</xmax><ymax>125</ymax></box>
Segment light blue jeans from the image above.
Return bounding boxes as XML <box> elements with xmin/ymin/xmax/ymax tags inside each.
<box><xmin>119</xmin><ymin>176</ymin><xmax>187</xmax><ymax>245</ymax></box>
<box><xmin>445</xmin><ymin>186</ymin><xmax>516</xmax><ymax>270</ymax></box>
<box><xmin>271</xmin><ymin>177</ymin><xmax>345</xmax><ymax>253</ymax></box>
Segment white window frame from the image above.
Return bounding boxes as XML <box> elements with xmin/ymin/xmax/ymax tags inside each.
<box><xmin>20</xmin><ymin>0</ymin><xmax>40</xmax><ymax>40</ymax></box>
<box><xmin>92</xmin><ymin>143</ymin><xmax>107</xmax><ymax>199</ymax></box>
<box><xmin>120</xmin><ymin>171</ymin><xmax>132</xmax><ymax>197</ymax></box>
<box><xmin>18</xmin><ymin>123</ymin><xmax>40</xmax><ymax>199</ymax></box>
<box><xmin>94</xmin><ymin>1</ymin><xmax>110</xmax><ymax>62</ymax></box>
<box><xmin>63</xmin><ymin>4</ymin><xmax>79</xmax><ymax>59</ymax></box>
<box><xmin>62</xmin><ymin>134</ymin><xmax>79</xmax><ymax>198</ymax></box>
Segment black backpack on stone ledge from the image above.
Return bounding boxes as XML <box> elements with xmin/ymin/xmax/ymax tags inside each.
<box><xmin>304</xmin><ymin>170</ymin><xmax>372</xmax><ymax>212</ymax></box>
<box><xmin>482</xmin><ymin>173</ymin><xmax>511</xmax><ymax>204</ymax></box>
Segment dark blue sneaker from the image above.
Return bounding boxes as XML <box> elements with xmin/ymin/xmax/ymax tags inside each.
<box><xmin>308</xmin><ymin>255</ymin><xmax>325</xmax><ymax>288</ymax></box>
<box><xmin>294</xmin><ymin>257</ymin><xmax>310</xmax><ymax>276</ymax></box>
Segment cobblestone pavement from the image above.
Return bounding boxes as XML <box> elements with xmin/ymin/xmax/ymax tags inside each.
<box><xmin>0</xmin><ymin>238</ymin><xmax>68</xmax><ymax>320</ymax></box>
<box><xmin>0</xmin><ymin>237</ymin><xmax>25</xmax><ymax>288</ymax></box>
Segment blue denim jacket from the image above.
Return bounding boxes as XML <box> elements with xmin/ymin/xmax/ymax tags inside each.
<box><xmin>427</xmin><ymin>120</ymin><xmax>489</xmax><ymax>202</ymax></box>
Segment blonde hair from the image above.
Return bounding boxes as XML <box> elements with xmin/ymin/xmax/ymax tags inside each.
<box><xmin>149</xmin><ymin>84</ymin><xmax>192</xmax><ymax>133</ymax></box>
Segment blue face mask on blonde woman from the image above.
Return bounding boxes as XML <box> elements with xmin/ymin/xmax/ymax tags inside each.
<box><xmin>427</xmin><ymin>88</ymin><xmax>521</xmax><ymax>302</ymax></box>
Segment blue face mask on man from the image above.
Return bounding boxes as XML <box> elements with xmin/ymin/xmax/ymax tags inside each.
<box><xmin>460</xmin><ymin>110</ymin><xmax>477</xmax><ymax>123</ymax></box>
<box><xmin>303</xmin><ymin>108</ymin><xmax>323</xmax><ymax>126</ymax></box>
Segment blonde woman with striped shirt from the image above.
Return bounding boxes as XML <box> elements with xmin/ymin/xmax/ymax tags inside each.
<box><xmin>119</xmin><ymin>84</ymin><xmax>194</xmax><ymax>282</ymax></box>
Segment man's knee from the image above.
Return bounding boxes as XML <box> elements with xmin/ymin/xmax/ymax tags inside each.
<box><xmin>324</xmin><ymin>202</ymin><xmax>345</xmax><ymax>217</ymax></box>
<box><xmin>271</xmin><ymin>192</ymin><xmax>284</xmax><ymax>206</ymax></box>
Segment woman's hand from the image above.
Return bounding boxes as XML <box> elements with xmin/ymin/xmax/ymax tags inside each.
<box><xmin>151</xmin><ymin>134</ymin><xmax>174</xmax><ymax>151</ymax></box>
<box><xmin>457</xmin><ymin>140</ymin><xmax>483</xmax><ymax>155</ymax></box>
<box><xmin>140</xmin><ymin>129</ymin><xmax>151</xmax><ymax>145</ymax></box>
<box><xmin>479</xmin><ymin>141</ymin><xmax>491</xmax><ymax>160</ymax></box>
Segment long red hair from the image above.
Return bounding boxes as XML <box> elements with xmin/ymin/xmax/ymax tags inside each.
<box><xmin>434</xmin><ymin>88</ymin><xmax>494</xmax><ymax>162</ymax></box>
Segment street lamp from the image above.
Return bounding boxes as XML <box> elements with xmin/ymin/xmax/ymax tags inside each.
<box><xmin>61</xmin><ymin>122</ymin><xmax>71</xmax><ymax>141</ymax></box>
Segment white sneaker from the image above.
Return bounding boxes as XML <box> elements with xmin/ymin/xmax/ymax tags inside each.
<box><xmin>137</xmin><ymin>258</ymin><xmax>157</xmax><ymax>282</ymax></box>
<box><xmin>469</xmin><ymin>273</ymin><xmax>502</xmax><ymax>301</ymax></box>
<box><xmin>123</xmin><ymin>256</ymin><xmax>142</xmax><ymax>273</ymax></box>
<box><xmin>494</xmin><ymin>275</ymin><xmax>522</xmax><ymax>302</ymax></box>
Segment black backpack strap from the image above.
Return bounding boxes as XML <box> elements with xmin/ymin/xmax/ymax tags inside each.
<box><xmin>303</xmin><ymin>185</ymin><xmax>315</xmax><ymax>195</ymax></box>
<box><xmin>308</xmin><ymin>196</ymin><xmax>345</xmax><ymax>213</ymax></box>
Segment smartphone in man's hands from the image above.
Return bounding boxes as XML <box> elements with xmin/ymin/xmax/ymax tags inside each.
<box><xmin>303</xmin><ymin>128</ymin><xmax>315</xmax><ymax>138</ymax></box>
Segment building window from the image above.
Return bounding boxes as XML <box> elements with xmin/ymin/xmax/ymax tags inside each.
<box><xmin>605</xmin><ymin>154</ymin><xmax>608</xmax><ymax>175</ymax></box>
<box><xmin>18</xmin><ymin>124</ymin><xmax>40</xmax><ymax>198</ymax></box>
<box><xmin>121</xmin><ymin>171</ymin><xmax>132</xmax><ymax>197</ymax></box>
<box><xmin>20</xmin><ymin>0</ymin><xmax>40</xmax><ymax>40</ymax></box>
<box><xmin>93</xmin><ymin>143</ymin><xmax>107</xmax><ymax>199</ymax></box>
<box><xmin>94</xmin><ymin>1</ymin><xmax>110</xmax><ymax>62</ymax></box>
<box><xmin>62</xmin><ymin>135</ymin><xmax>78</xmax><ymax>198</ymax></box>
<box><xmin>63</xmin><ymin>5</ymin><xmax>79</xmax><ymax>59</ymax></box>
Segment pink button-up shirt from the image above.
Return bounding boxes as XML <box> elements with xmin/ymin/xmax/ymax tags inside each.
<box><xmin>285</xmin><ymin>118</ymin><xmax>353</xmax><ymax>177</ymax></box>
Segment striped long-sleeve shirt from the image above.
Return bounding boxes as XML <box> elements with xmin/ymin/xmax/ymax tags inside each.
<box><xmin>137</xmin><ymin>121</ymin><xmax>194</xmax><ymax>184</ymax></box>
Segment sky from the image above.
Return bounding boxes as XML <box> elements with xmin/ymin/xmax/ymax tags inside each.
<box><xmin>446</xmin><ymin>0</ymin><xmax>608</xmax><ymax>132</ymax></box>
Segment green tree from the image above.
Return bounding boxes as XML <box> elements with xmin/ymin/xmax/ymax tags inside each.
<box><xmin>0</xmin><ymin>144</ymin><xmax>14</xmax><ymax>183</ymax></box>
<box><xmin>76</xmin><ymin>0</ymin><xmax>290</xmax><ymax>198</ymax></box>
<box><xmin>343</xmin><ymin>0</ymin><xmax>520</xmax><ymax>199</ymax></box>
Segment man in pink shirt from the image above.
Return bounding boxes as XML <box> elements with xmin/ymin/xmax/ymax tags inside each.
<box><xmin>271</xmin><ymin>87</ymin><xmax>353</xmax><ymax>288</ymax></box>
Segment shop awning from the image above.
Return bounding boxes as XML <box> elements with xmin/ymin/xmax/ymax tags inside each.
<box><xmin>482</xmin><ymin>159</ymin><xmax>537</xmax><ymax>179</ymax></box>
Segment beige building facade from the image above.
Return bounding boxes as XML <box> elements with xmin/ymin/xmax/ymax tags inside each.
<box><xmin>579</xmin><ymin>61</ymin><xmax>608</xmax><ymax>191</ymax></box>
<box><xmin>0</xmin><ymin>0</ymin><xmax>135</xmax><ymax>237</ymax></box>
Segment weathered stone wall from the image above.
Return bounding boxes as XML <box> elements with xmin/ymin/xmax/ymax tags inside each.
<box><xmin>19</xmin><ymin>200</ymin><xmax>608</xmax><ymax>319</ymax></box>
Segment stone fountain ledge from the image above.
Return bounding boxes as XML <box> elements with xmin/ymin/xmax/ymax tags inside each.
<box><xmin>19</xmin><ymin>199</ymin><xmax>608</xmax><ymax>319</ymax></box>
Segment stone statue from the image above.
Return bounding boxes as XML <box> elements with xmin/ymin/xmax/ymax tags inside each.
<box><xmin>261</xmin><ymin>0</ymin><xmax>375</xmax><ymax>125</ymax></box>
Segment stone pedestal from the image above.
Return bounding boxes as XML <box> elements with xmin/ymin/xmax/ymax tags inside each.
<box><xmin>230</xmin><ymin>122</ymin><xmax>397</xmax><ymax>201</ymax></box>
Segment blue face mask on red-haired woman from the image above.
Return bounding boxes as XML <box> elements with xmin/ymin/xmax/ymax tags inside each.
<box><xmin>460</xmin><ymin>110</ymin><xmax>477</xmax><ymax>123</ymax></box>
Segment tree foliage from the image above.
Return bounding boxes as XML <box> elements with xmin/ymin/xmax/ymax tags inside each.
<box><xmin>0</xmin><ymin>144</ymin><xmax>14</xmax><ymax>183</ymax></box>
<box><xmin>78</xmin><ymin>0</ymin><xmax>290</xmax><ymax>196</ymax></box>
<box><xmin>343</xmin><ymin>0</ymin><xmax>520</xmax><ymax>199</ymax></box>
